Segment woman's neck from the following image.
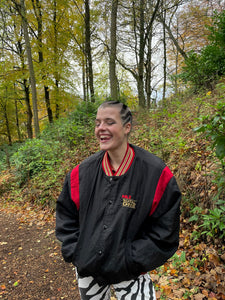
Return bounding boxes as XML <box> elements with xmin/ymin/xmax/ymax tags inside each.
<box><xmin>108</xmin><ymin>143</ymin><xmax>128</xmax><ymax>171</ymax></box>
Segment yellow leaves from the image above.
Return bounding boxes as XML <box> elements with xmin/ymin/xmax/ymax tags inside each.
<box><xmin>150</xmin><ymin>230</ymin><xmax>225</xmax><ymax>300</ymax></box>
<box><xmin>0</xmin><ymin>241</ymin><xmax>8</xmax><ymax>245</ymax></box>
<box><xmin>182</xmin><ymin>277</ymin><xmax>191</xmax><ymax>287</ymax></box>
<box><xmin>49</xmin><ymin>252</ymin><xmax>58</xmax><ymax>257</ymax></box>
<box><xmin>160</xmin><ymin>285</ymin><xmax>172</xmax><ymax>296</ymax></box>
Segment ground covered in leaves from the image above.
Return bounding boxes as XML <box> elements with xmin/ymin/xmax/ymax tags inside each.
<box><xmin>0</xmin><ymin>204</ymin><xmax>80</xmax><ymax>300</ymax></box>
<box><xmin>0</xmin><ymin>201</ymin><xmax>224</xmax><ymax>300</ymax></box>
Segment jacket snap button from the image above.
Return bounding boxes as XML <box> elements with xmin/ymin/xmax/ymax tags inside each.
<box><xmin>98</xmin><ymin>250</ymin><xmax>102</xmax><ymax>255</ymax></box>
<box><xmin>103</xmin><ymin>225</ymin><xmax>107</xmax><ymax>230</ymax></box>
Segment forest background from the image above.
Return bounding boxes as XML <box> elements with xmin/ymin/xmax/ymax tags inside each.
<box><xmin>0</xmin><ymin>0</ymin><xmax>225</xmax><ymax>299</ymax></box>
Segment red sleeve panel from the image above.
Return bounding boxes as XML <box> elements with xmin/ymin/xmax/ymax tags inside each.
<box><xmin>71</xmin><ymin>165</ymin><xmax>80</xmax><ymax>211</ymax></box>
<box><xmin>149</xmin><ymin>166</ymin><xmax>173</xmax><ymax>216</ymax></box>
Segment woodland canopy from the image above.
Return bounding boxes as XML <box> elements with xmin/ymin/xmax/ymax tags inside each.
<box><xmin>0</xmin><ymin>0</ymin><xmax>225</xmax><ymax>144</ymax></box>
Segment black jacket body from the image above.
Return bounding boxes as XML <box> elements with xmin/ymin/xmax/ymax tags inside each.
<box><xmin>56</xmin><ymin>145</ymin><xmax>181</xmax><ymax>285</ymax></box>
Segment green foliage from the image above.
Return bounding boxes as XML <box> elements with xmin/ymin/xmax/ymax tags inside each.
<box><xmin>12</xmin><ymin>139</ymin><xmax>63</xmax><ymax>185</ymax></box>
<box><xmin>6</xmin><ymin>101</ymin><xmax>99</xmax><ymax>189</ymax></box>
<box><xmin>172</xmin><ymin>251</ymin><xmax>186</xmax><ymax>269</ymax></box>
<box><xmin>41</xmin><ymin>101</ymin><xmax>98</xmax><ymax>148</ymax></box>
<box><xmin>189</xmin><ymin>200</ymin><xmax>225</xmax><ymax>242</ymax></box>
<box><xmin>180</xmin><ymin>45</ymin><xmax>225</xmax><ymax>90</ymax></box>
<box><xmin>207</xmin><ymin>10</ymin><xmax>225</xmax><ymax>48</ymax></box>
<box><xmin>0</xmin><ymin>143</ymin><xmax>22</xmax><ymax>172</ymax></box>
<box><xmin>191</xmin><ymin>97</ymin><xmax>225</xmax><ymax>243</ymax></box>
<box><xmin>180</xmin><ymin>10</ymin><xmax>225</xmax><ymax>91</ymax></box>
<box><xmin>194</xmin><ymin>99</ymin><xmax>225</xmax><ymax>161</ymax></box>
<box><xmin>191</xmin><ymin>97</ymin><xmax>225</xmax><ymax>242</ymax></box>
<box><xmin>200</xmin><ymin>204</ymin><xmax>225</xmax><ymax>239</ymax></box>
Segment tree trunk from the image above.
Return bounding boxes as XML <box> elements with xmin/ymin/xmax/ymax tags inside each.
<box><xmin>23</xmin><ymin>79</ymin><xmax>33</xmax><ymax>139</ymax></box>
<box><xmin>20</xmin><ymin>0</ymin><xmax>40</xmax><ymax>136</ymax></box>
<box><xmin>162</xmin><ymin>9</ymin><xmax>167</xmax><ymax>105</ymax></box>
<box><xmin>109</xmin><ymin>0</ymin><xmax>119</xmax><ymax>101</ymax></box>
<box><xmin>14</xmin><ymin>98</ymin><xmax>22</xmax><ymax>142</ymax></box>
<box><xmin>82</xmin><ymin>57</ymin><xmax>87</xmax><ymax>101</ymax></box>
<box><xmin>33</xmin><ymin>0</ymin><xmax>53</xmax><ymax>123</ymax></box>
<box><xmin>146</xmin><ymin>26</ymin><xmax>153</xmax><ymax>109</ymax></box>
<box><xmin>138</xmin><ymin>0</ymin><xmax>145</xmax><ymax>108</ymax></box>
<box><xmin>2</xmin><ymin>99</ymin><xmax>12</xmax><ymax>146</ymax></box>
<box><xmin>85</xmin><ymin>0</ymin><xmax>95</xmax><ymax>102</ymax></box>
<box><xmin>53</xmin><ymin>0</ymin><xmax>60</xmax><ymax>118</ymax></box>
<box><xmin>17</xmin><ymin>37</ymin><xmax>33</xmax><ymax>139</ymax></box>
<box><xmin>159</xmin><ymin>15</ymin><xmax>187</xmax><ymax>60</ymax></box>
<box><xmin>55</xmin><ymin>79</ymin><xmax>59</xmax><ymax>119</ymax></box>
<box><xmin>174</xmin><ymin>18</ymin><xmax>179</xmax><ymax>95</ymax></box>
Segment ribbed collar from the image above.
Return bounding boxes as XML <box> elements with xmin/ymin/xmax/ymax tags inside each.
<box><xmin>102</xmin><ymin>144</ymin><xmax>135</xmax><ymax>177</ymax></box>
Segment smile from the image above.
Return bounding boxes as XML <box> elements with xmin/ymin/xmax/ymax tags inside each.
<box><xmin>100</xmin><ymin>135</ymin><xmax>111</xmax><ymax>142</ymax></box>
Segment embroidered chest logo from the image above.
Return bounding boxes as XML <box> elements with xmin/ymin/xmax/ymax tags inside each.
<box><xmin>122</xmin><ymin>195</ymin><xmax>136</xmax><ymax>209</ymax></box>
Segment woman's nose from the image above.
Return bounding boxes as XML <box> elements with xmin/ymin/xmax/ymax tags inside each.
<box><xmin>98</xmin><ymin>122</ymin><xmax>106</xmax><ymax>130</ymax></box>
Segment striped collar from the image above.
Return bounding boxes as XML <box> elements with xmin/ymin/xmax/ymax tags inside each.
<box><xmin>102</xmin><ymin>144</ymin><xmax>135</xmax><ymax>177</ymax></box>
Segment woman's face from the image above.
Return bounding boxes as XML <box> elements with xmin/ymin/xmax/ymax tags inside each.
<box><xmin>95</xmin><ymin>106</ymin><xmax>131</xmax><ymax>152</ymax></box>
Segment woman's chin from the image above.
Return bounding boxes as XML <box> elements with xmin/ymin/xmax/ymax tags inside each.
<box><xmin>99</xmin><ymin>141</ymin><xmax>112</xmax><ymax>151</ymax></box>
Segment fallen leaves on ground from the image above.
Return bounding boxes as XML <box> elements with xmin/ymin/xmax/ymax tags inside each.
<box><xmin>1</xmin><ymin>198</ymin><xmax>224</xmax><ymax>299</ymax></box>
<box><xmin>151</xmin><ymin>221</ymin><xmax>225</xmax><ymax>300</ymax></box>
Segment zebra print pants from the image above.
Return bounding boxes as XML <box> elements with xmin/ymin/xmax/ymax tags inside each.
<box><xmin>76</xmin><ymin>273</ymin><xmax>156</xmax><ymax>300</ymax></box>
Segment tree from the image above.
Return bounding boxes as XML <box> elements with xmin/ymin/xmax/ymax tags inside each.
<box><xmin>85</xmin><ymin>0</ymin><xmax>95</xmax><ymax>102</ymax></box>
<box><xmin>31</xmin><ymin>0</ymin><xmax>53</xmax><ymax>123</ymax></box>
<box><xmin>180</xmin><ymin>10</ymin><xmax>225</xmax><ymax>91</ymax></box>
<box><xmin>16</xmin><ymin>35</ymin><xmax>33</xmax><ymax>139</ymax></box>
<box><xmin>109</xmin><ymin>0</ymin><xmax>119</xmax><ymax>100</ymax></box>
<box><xmin>0</xmin><ymin>1</ymin><xmax>33</xmax><ymax>140</ymax></box>
<box><xmin>14</xmin><ymin>0</ymin><xmax>40</xmax><ymax>136</ymax></box>
<box><xmin>0</xmin><ymin>91</ymin><xmax>12</xmax><ymax>145</ymax></box>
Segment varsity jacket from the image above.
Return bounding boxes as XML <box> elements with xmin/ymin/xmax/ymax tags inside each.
<box><xmin>55</xmin><ymin>144</ymin><xmax>181</xmax><ymax>285</ymax></box>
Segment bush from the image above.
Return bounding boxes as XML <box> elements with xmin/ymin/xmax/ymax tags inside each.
<box><xmin>194</xmin><ymin>99</ymin><xmax>225</xmax><ymax>162</ymax></box>
<box><xmin>180</xmin><ymin>46</ymin><xmax>225</xmax><ymax>91</ymax></box>
<box><xmin>0</xmin><ymin>143</ymin><xmax>23</xmax><ymax>172</ymax></box>
<box><xmin>12</xmin><ymin>139</ymin><xmax>63</xmax><ymax>185</ymax></box>
<box><xmin>180</xmin><ymin>10</ymin><xmax>225</xmax><ymax>91</ymax></box>
<box><xmin>189</xmin><ymin>200</ymin><xmax>225</xmax><ymax>242</ymax></box>
<box><xmin>41</xmin><ymin>101</ymin><xmax>99</xmax><ymax>148</ymax></box>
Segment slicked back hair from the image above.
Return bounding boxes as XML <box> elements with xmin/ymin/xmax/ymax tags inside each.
<box><xmin>98</xmin><ymin>101</ymin><xmax>133</xmax><ymax>127</ymax></box>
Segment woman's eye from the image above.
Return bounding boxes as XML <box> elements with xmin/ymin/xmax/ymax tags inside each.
<box><xmin>95</xmin><ymin>120</ymin><xmax>115</xmax><ymax>127</ymax></box>
<box><xmin>107</xmin><ymin>121</ymin><xmax>115</xmax><ymax>125</ymax></box>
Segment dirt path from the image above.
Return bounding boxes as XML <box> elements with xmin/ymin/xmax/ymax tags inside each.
<box><xmin>0</xmin><ymin>210</ymin><xmax>80</xmax><ymax>300</ymax></box>
<box><xmin>1</xmin><ymin>204</ymin><xmax>224</xmax><ymax>300</ymax></box>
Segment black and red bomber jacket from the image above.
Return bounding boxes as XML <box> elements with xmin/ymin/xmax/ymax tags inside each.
<box><xmin>55</xmin><ymin>144</ymin><xmax>181</xmax><ymax>285</ymax></box>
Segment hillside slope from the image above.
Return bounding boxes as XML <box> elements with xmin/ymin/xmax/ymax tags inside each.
<box><xmin>0</xmin><ymin>87</ymin><xmax>225</xmax><ymax>299</ymax></box>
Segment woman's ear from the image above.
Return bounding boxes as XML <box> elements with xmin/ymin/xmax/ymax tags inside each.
<box><xmin>125</xmin><ymin>122</ymin><xmax>131</xmax><ymax>135</ymax></box>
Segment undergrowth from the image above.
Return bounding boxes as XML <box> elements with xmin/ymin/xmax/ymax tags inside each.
<box><xmin>0</xmin><ymin>84</ymin><xmax>224</xmax><ymax>244</ymax></box>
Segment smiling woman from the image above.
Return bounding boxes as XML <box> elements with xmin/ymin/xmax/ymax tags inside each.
<box><xmin>56</xmin><ymin>100</ymin><xmax>181</xmax><ymax>300</ymax></box>
<box><xmin>94</xmin><ymin>102</ymin><xmax>132</xmax><ymax>170</ymax></box>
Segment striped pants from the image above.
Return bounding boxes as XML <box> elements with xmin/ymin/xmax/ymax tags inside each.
<box><xmin>77</xmin><ymin>273</ymin><xmax>156</xmax><ymax>300</ymax></box>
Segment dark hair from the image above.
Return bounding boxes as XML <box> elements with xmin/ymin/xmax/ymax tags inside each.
<box><xmin>98</xmin><ymin>101</ymin><xmax>132</xmax><ymax>126</ymax></box>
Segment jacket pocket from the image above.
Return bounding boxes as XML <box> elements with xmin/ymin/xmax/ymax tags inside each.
<box><xmin>125</xmin><ymin>242</ymin><xmax>142</xmax><ymax>278</ymax></box>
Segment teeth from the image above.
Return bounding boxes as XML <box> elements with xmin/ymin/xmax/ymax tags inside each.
<box><xmin>100</xmin><ymin>135</ymin><xmax>111</xmax><ymax>140</ymax></box>
<box><xmin>100</xmin><ymin>135</ymin><xmax>109</xmax><ymax>138</ymax></box>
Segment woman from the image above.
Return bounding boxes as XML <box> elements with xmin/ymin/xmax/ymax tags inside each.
<box><xmin>56</xmin><ymin>101</ymin><xmax>181</xmax><ymax>299</ymax></box>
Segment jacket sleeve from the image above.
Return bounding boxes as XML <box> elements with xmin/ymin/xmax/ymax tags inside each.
<box><xmin>55</xmin><ymin>172</ymin><xmax>80</xmax><ymax>263</ymax></box>
<box><xmin>127</xmin><ymin>176</ymin><xmax>181</xmax><ymax>275</ymax></box>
